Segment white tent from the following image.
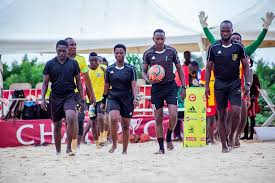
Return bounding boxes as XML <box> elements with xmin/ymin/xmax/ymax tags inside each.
<box><xmin>0</xmin><ymin>0</ymin><xmax>274</xmax><ymax>54</ymax></box>
<box><xmin>1</xmin><ymin>0</ymin><xmax>275</xmax><ymax>114</ymax></box>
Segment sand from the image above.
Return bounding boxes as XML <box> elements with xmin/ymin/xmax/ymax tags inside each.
<box><xmin>0</xmin><ymin>140</ymin><xmax>275</xmax><ymax>183</ymax></box>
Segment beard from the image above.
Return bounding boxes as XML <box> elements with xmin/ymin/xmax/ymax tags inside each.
<box><xmin>221</xmin><ymin>36</ymin><xmax>231</xmax><ymax>42</ymax></box>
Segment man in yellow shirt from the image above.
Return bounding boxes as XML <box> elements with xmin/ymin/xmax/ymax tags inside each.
<box><xmin>65</xmin><ymin>38</ymin><xmax>95</xmax><ymax>151</ymax></box>
<box><xmin>83</xmin><ymin>52</ymin><xmax>108</xmax><ymax>148</ymax></box>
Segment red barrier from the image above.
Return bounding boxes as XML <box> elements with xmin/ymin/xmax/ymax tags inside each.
<box><xmin>0</xmin><ymin>115</ymin><xmax>169</xmax><ymax>148</ymax></box>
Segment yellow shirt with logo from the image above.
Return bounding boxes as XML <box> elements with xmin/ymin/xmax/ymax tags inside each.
<box><xmin>88</xmin><ymin>64</ymin><xmax>106</xmax><ymax>102</ymax></box>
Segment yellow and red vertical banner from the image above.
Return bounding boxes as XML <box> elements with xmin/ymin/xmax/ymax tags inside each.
<box><xmin>183</xmin><ymin>87</ymin><xmax>206</xmax><ymax>147</ymax></box>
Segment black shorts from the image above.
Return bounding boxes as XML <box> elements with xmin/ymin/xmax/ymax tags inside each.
<box><xmin>49</xmin><ymin>92</ymin><xmax>76</xmax><ymax>122</ymax></box>
<box><xmin>214</xmin><ymin>78</ymin><xmax>241</xmax><ymax>110</ymax></box>
<box><xmin>107</xmin><ymin>95</ymin><xmax>134</xmax><ymax>118</ymax></box>
<box><xmin>89</xmin><ymin>101</ymin><xmax>104</xmax><ymax>120</ymax></box>
<box><xmin>151</xmin><ymin>81</ymin><xmax>178</xmax><ymax>110</ymax></box>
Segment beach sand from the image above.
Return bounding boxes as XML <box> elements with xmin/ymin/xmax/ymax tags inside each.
<box><xmin>0</xmin><ymin>140</ymin><xmax>275</xmax><ymax>183</ymax></box>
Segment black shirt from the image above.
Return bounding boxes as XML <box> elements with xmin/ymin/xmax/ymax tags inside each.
<box><xmin>105</xmin><ymin>63</ymin><xmax>137</xmax><ymax>98</ymax></box>
<box><xmin>43</xmin><ymin>57</ymin><xmax>80</xmax><ymax>96</ymax></box>
<box><xmin>143</xmin><ymin>45</ymin><xmax>180</xmax><ymax>85</ymax></box>
<box><xmin>207</xmin><ymin>41</ymin><xmax>246</xmax><ymax>81</ymax></box>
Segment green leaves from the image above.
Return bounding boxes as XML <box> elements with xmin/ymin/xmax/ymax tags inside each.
<box><xmin>126</xmin><ymin>53</ymin><xmax>142</xmax><ymax>78</ymax></box>
<box><xmin>3</xmin><ymin>54</ymin><xmax>44</xmax><ymax>89</ymax></box>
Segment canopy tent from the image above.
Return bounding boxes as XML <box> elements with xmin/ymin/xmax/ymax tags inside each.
<box><xmin>1</xmin><ymin>0</ymin><xmax>275</xmax><ymax>115</ymax></box>
<box><xmin>0</xmin><ymin>0</ymin><xmax>275</xmax><ymax>54</ymax></box>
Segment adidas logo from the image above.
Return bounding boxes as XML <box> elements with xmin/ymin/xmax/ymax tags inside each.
<box><xmin>188</xmin><ymin>106</ymin><xmax>197</xmax><ymax>113</ymax></box>
<box><xmin>151</xmin><ymin>56</ymin><xmax>156</xmax><ymax>60</ymax></box>
<box><xmin>217</xmin><ymin>50</ymin><xmax>222</xmax><ymax>54</ymax></box>
<box><xmin>110</xmin><ymin>71</ymin><xmax>114</xmax><ymax>74</ymax></box>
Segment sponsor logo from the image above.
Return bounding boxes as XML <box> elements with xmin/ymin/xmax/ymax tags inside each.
<box><xmin>185</xmin><ymin>117</ymin><xmax>199</xmax><ymax>121</ymax></box>
<box><xmin>186</xmin><ymin>137</ymin><xmax>196</xmax><ymax>141</ymax></box>
<box><xmin>188</xmin><ymin>94</ymin><xmax>196</xmax><ymax>102</ymax></box>
<box><xmin>188</xmin><ymin>127</ymin><xmax>195</xmax><ymax>133</ymax></box>
<box><xmin>207</xmin><ymin>107</ymin><xmax>212</xmax><ymax>113</ymax></box>
<box><xmin>232</xmin><ymin>53</ymin><xmax>238</xmax><ymax>61</ymax></box>
<box><xmin>187</xmin><ymin>106</ymin><xmax>197</xmax><ymax>113</ymax></box>
<box><xmin>203</xmin><ymin>95</ymin><xmax>206</xmax><ymax>102</ymax></box>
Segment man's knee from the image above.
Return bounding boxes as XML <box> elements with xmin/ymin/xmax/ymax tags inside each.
<box><xmin>169</xmin><ymin>112</ymin><xmax>177</xmax><ymax>122</ymax></box>
<box><xmin>121</xmin><ymin>124</ymin><xmax>129</xmax><ymax>131</ymax></box>
<box><xmin>66</xmin><ymin>110</ymin><xmax>76</xmax><ymax>122</ymax></box>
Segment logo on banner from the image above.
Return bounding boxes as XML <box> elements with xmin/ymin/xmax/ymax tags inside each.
<box><xmin>187</xmin><ymin>106</ymin><xmax>197</xmax><ymax>113</ymax></box>
<box><xmin>202</xmin><ymin>107</ymin><xmax>206</xmax><ymax>113</ymax></box>
<box><xmin>186</xmin><ymin>116</ymin><xmax>199</xmax><ymax>121</ymax></box>
<box><xmin>203</xmin><ymin>95</ymin><xmax>206</xmax><ymax>102</ymax></box>
<box><xmin>186</xmin><ymin>137</ymin><xmax>196</xmax><ymax>141</ymax></box>
<box><xmin>188</xmin><ymin>94</ymin><xmax>196</xmax><ymax>102</ymax></box>
<box><xmin>188</xmin><ymin>127</ymin><xmax>195</xmax><ymax>133</ymax></box>
<box><xmin>202</xmin><ymin>127</ymin><xmax>206</xmax><ymax>133</ymax></box>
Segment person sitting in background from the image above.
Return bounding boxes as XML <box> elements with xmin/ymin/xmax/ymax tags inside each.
<box><xmin>241</xmin><ymin>74</ymin><xmax>261</xmax><ymax>140</ymax></box>
<box><xmin>189</xmin><ymin>61</ymin><xmax>201</xmax><ymax>87</ymax></box>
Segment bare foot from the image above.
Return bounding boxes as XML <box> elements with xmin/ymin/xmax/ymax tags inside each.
<box><xmin>154</xmin><ymin>149</ymin><xmax>165</xmax><ymax>154</ymax></box>
<box><xmin>66</xmin><ymin>149</ymin><xmax>75</xmax><ymax>156</ymax></box>
<box><xmin>227</xmin><ymin>137</ymin><xmax>234</xmax><ymax>150</ymax></box>
<box><xmin>81</xmin><ymin>139</ymin><xmax>87</xmax><ymax>144</ymax></box>
<box><xmin>167</xmin><ymin>142</ymin><xmax>174</xmax><ymax>151</ymax></box>
<box><xmin>234</xmin><ymin>137</ymin><xmax>241</xmax><ymax>148</ymax></box>
<box><xmin>221</xmin><ymin>147</ymin><xmax>231</xmax><ymax>153</ymax></box>
<box><xmin>108</xmin><ymin>146</ymin><xmax>117</xmax><ymax>153</ymax></box>
<box><xmin>96</xmin><ymin>145</ymin><xmax>102</xmax><ymax>150</ymax></box>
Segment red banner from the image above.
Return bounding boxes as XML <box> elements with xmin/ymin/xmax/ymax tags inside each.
<box><xmin>0</xmin><ymin>115</ymin><xmax>169</xmax><ymax>148</ymax></box>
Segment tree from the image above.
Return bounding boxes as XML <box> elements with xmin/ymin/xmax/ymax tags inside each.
<box><xmin>254</xmin><ymin>58</ymin><xmax>275</xmax><ymax>125</ymax></box>
<box><xmin>126</xmin><ymin>53</ymin><xmax>143</xmax><ymax>79</ymax></box>
<box><xmin>3</xmin><ymin>54</ymin><xmax>44</xmax><ymax>89</ymax></box>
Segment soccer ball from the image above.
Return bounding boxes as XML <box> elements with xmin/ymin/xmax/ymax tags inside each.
<box><xmin>148</xmin><ymin>65</ymin><xmax>165</xmax><ymax>82</ymax></box>
<box><xmin>129</xmin><ymin>134</ymin><xmax>140</xmax><ymax>143</ymax></box>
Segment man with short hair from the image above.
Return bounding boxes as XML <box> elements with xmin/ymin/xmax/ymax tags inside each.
<box><xmin>205</xmin><ymin>21</ymin><xmax>250</xmax><ymax>153</ymax></box>
<box><xmin>41</xmin><ymin>40</ymin><xmax>83</xmax><ymax>155</ymax></box>
<box><xmin>65</xmin><ymin>37</ymin><xmax>95</xmax><ymax>150</ymax></box>
<box><xmin>142</xmin><ymin>29</ymin><xmax>186</xmax><ymax>154</ymax></box>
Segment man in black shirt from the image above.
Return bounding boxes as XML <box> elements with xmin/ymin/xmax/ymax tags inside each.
<box><xmin>142</xmin><ymin>29</ymin><xmax>186</xmax><ymax>154</ymax></box>
<box><xmin>184</xmin><ymin>50</ymin><xmax>192</xmax><ymax>66</ymax></box>
<box><xmin>41</xmin><ymin>40</ymin><xmax>84</xmax><ymax>156</ymax></box>
<box><xmin>205</xmin><ymin>21</ymin><xmax>250</xmax><ymax>153</ymax></box>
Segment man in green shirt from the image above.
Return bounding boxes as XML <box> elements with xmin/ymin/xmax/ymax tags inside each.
<box><xmin>198</xmin><ymin>11</ymin><xmax>274</xmax><ymax>148</ymax></box>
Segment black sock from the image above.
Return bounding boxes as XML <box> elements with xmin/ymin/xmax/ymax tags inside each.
<box><xmin>166</xmin><ymin>128</ymin><xmax>173</xmax><ymax>142</ymax></box>
<box><xmin>157</xmin><ymin>138</ymin><xmax>164</xmax><ymax>152</ymax></box>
